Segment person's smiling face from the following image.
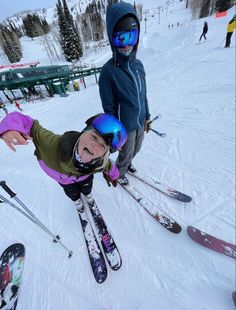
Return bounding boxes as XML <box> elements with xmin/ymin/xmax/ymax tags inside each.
<box><xmin>77</xmin><ymin>130</ymin><xmax>108</xmax><ymax>163</ymax></box>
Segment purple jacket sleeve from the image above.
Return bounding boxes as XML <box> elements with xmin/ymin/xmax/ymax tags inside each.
<box><xmin>0</xmin><ymin>112</ymin><xmax>34</xmax><ymax>137</ymax></box>
<box><xmin>104</xmin><ymin>160</ymin><xmax>120</xmax><ymax>181</ymax></box>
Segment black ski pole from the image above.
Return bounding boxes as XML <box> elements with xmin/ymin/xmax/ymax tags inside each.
<box><xmin>150</xmin><ymin>114</ymin><xmax>166</xmax><ymax>137</ymax></box>
<box><xmin>150</xmin><ymin>128</ymin><xmax>166</xmax><ymax>138</ymax></box>
<box><xmin>219</xmin><ymin>38</ymin><xmax>225</xmax><ymax>47</ymax></box>
<box><xmin>151</xmin><ymin>114</ymin><xmax>161</xmax><ymax>123</ymax></box>
<box><xmin>0</xmin><ymin>181</ymin><xmax>73</xmax><ymax>258</ymax></box>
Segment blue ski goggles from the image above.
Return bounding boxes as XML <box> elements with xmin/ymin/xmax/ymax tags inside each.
<box><xmin>112</xmin><ymin>29</ymin><xmax>139</xmax><ymax>48</ymax></box>
<box><xmin>91</xmin><ymin>114</ymin><xmax>127</xmax><ymax>152</ymax></box>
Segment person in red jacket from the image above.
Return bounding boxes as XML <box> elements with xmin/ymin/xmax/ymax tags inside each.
<box><xmin>15</xmin><ymin>101</ymin><xmax>23</xmax><ymax>111</ymax></box>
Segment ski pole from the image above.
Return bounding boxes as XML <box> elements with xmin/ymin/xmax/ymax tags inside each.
<box><xmin>151</xmin><ymin>114</ymin><xmax>161</xmax><ymax>123</ymax></box>
<box><xmin>0</xmin><ymin>181</ymin><xmax>73</xmax><ymax>258</ymax></box>
<box><xmin>150</xmin><ymin>114</ymin><xmax>166</xmax><ymax>137</ymax></box>
<box><xmin>0</xmin><ymin>193</ymin><xmax>73</xmax><ymax>258</ymax></box>
<box><xmin>150</xmin><ymin>128</ymin><xmax>166</xmax><ymax>138</ymax></box>
<box><xmin>219</xmin><ymin>38</ymin><xmax>225</xmax><ymax>47</ymax></box>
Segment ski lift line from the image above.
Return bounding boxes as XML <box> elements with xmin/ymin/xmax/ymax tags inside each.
<box><xmin>0</xmin><ymin>181</ymin><xmax>73</xmax><ymax>258</ymax></box>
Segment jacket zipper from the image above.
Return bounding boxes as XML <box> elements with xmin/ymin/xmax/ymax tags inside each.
<box><xmin>136</xmin><ymin>69</ymin><xmax>142</xmax><ymax>92</ymax></box>
<box><xmin>128</xmin><ymin>61</ymin><xmax>141</xmax><ymax>127</ymax></box>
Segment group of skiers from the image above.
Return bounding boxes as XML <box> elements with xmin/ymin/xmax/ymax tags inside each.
<box><xmin>199</xmin><ymin>13</ymin><xmax>236</xmax><ymax>48</ymax></box>
<box><xmin>0</xmin><ymin>2</ymin><xmax>151</xmax><ymax>210</ymax></box>
<box><xmin>1</xmin><ymin>3</ymin><xmax>235</xmax><ymax>211</ymax></box>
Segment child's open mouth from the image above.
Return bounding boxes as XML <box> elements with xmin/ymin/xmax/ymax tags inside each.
<box><xmin>84</xmin><ymin>147</ymin><xmax>94</xmax><ymax>156</ymax></box>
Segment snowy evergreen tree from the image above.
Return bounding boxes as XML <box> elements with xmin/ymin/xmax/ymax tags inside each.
<box><xmin>57</xmin><ymin>0</ymin><xmax>83</xmax><ymax>62</ymax></box>
<box><xmin>199</xmin><ymin>0</ymin><xmax>210</xmax><ymax>17</ymax></box>
<box><xmin>85</xmin><ymin>1</ymin><xmax>104</xmax><ymax>41</ymax></box>
<box><xmin>56</xmin><ymin>0</ymin><xmax>68</xmax><ymax>54</ymax></box>
<box><xmin>0</xmin><ymin>25</ymin><xmax>22</xmax><ymax>63</ymax></box>
<box><xmin>215</xmin><ymin>0</ymin><xmax>232</xmax><ymax>12</ymax></box>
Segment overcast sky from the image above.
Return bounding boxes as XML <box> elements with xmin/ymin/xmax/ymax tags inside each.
<box><xmin>0</xmin><ymin>0</ymin><xmax>57</xmax><ymax>22</ymax></box>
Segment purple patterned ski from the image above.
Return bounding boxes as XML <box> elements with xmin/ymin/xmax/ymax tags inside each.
<box><xmin>187</xmin><ymin>226</ymin><xmax>236</xmax><ymax>259</ymax></box>
<box><xmin>85</xmin><ymin>198</ymin><xmax>122</xmax><ymax>271</ymax></box>
<box><xmin>77</xmin><ymin>207</ymin><xmax>107</xmax><ymax>284</ymax></box>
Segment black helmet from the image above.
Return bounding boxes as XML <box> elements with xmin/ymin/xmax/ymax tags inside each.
<box><xmin>114</xmin><ymin>15</ymin><xmax>138</xmax><ymax>33</ymax></box>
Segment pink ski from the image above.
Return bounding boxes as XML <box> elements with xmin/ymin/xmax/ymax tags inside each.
<box><xmin>187</xmin><ymin>226</ymin><xmax>236</xmax><ymax>259</ymax></box>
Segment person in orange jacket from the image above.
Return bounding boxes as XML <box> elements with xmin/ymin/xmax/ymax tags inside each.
<box><xmin>225</xmin><ymin>14</ymin><xmax>236</xmax><ymax>48</ymax></box>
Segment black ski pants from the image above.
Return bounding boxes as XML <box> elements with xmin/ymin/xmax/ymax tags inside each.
<box><xmin>59</xmin><ymin>174</ymin><xmax>94</xmax><ymax>201</ymax></box>
<box><xmin>225</xmin><ymin>32</ymin><xmax>233</xmax><ymax>48</ymax></box>
<box><xmin>199</xmin><ymin>32</ymin><xmax>207</xmax><ymax>41</ymax></box>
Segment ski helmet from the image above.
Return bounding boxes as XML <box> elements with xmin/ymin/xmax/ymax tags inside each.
<box><xmin>85</xmin><ymin>113</ymin><xmax>127</xmax><ymax>153</ymax></box>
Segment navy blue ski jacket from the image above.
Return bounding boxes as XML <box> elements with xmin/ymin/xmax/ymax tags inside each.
<box><xmin>99</xmin><ymin>2</ymin><xmax>150</xmax><ymax>133</ymax></box>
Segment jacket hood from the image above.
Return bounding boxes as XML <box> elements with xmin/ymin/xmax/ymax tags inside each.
<box><xmin>106</xmin><ymin>2</ymin><xmax>140</xmax><ymax>51</ymax></box>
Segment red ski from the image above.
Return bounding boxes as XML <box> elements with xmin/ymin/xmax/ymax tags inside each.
<box><xmin>187</xmin><ymin>226</ymin><xmax>236</xmax><ymax>259</ymax></box>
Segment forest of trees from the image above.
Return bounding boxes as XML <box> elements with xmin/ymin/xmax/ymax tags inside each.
<box><xmin>0</xmin><ymin>0</ymin><xmax>235</xmax><ymax>64</ymax></box>
<box><xmin>0</xmin><ymin>13</ymin><xmax>51</xmax><ymax>63</ymax></box>
<box><xmin>78</xmin><ymin>0</ymin><xmax>105</xmax><ymax>43</ymax></box>
<box><xmin>189</xmin><ymin>0</ymin><xmax>234</xmax><ymax>18</ymax></box>
<box><xmin>22</xmin><ymin>14</ymin><xmax>50</xmax><ymax>38</ymax></box>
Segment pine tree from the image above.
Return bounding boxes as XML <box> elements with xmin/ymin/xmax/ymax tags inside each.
<box><xmin>56</xmin><ymin>0</ymin><xmax>69</xmax><ymax>58</ymax></box>
<box><xmin>22</xmin><ymin>14</ymin><xmax>35</xmax><ymax>38</ymax></box>
<box><xmin>0</xmin><ymin>25</ymin><xmax>22</xmax><ymax>63</ymax></box>
<box><xmin>199</xmin><ymin>0</ymin><xmax>210</xmax><ymax>18</ymax></box>
<box><xmin>57</xmin><ymin>0</ymin><xmax>83</xmax><ymax>62</ymax></box>
<box><xmin>85</xmin><ymin>1</ymin><xmax>104</xmax><ymax>41</ymax></box>
<box><xmin>215</xmin><ymin>0</ymin><xmax>231</xmax><ymax>12</ymax></box>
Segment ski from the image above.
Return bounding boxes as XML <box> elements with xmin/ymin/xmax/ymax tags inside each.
<box><xmin>119</xmin><ymin>183</ymin><xmax>182</xmax><ymax>234</ymax></box>
<box><xmin>187</xmin><ymin>226</ymin><xmax>236</xmax><ymax>259</ymax></box>
<box><xmin>0</xmin><ymin>243</ymin><xmax>25</xmax><ymax>310</ymax></box>
<box><xmin>77</xmin><ymin>205</ymin><xmax>107</xmax><ymax>284</ymax></box>
<box><xmin>128</xmin><ymin>171</ymin><xmax>192</xmax><ymax>203</ymax></box>
<box><xmin>85</xmin><ymin>198</ymin><xmax>122</xmax><ymax>271</ymax></box>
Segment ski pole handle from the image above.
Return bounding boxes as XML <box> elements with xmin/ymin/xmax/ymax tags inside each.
<box><xmin>150</xmin><ymin>128</ymin><xmax>166</xmax><ymax>138</ymax></box>
<box><xmin>0</xmin><ymin>180</ymin><xmax>16</xmax><ymax>198</ymax></box>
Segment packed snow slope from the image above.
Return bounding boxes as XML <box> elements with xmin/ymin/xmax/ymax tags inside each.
<box><xmin>0</xmin><ymin>2</ymin><xmax>235</xmax><ymax>310</ymax></box>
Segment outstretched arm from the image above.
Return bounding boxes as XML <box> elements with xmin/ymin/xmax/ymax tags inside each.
<box><xmin>0</xmin><ymin>112</ymin><xmax>34</xmax><ymax>151</ymax></box>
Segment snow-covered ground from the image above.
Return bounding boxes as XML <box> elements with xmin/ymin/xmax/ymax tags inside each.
<box><xmin>0</xmin><ymin>2</ymin><xmax>235</xmax><ymax>309</ymax></box>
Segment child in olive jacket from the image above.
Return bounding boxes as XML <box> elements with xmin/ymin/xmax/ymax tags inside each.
<box><xmin>0</xmin><ymin>112</ymin><xmax>127</xmax><ymax>208</ymax></box>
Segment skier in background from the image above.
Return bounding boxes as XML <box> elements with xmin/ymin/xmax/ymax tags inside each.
<box><xmin>199</xmin><ymin>21</ymin><xmax>208</xmax><ymax>41</ymax></box>
<box><xmin>15</xmin><ymin>101</ymin><xmax>23</xmax><ymax>111</ymax></box>
<box><xmin>0</xmin><ymin>112</ymin><xmax>127</xmax><ymax>209</ymax></box>
<box><xmin>224</xmin><ymin>14</ymin><xmax>236</xmax><ymax>48</ymax></box>
<box><xmin>0</xmin><ymin>100</ymin><xmax>8</xmax><ymax>115</ymax></box>
<box><xmin>99</xmin><ymin>2</ymin><xmax>151</xmax><ymax>186</ymax></box>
